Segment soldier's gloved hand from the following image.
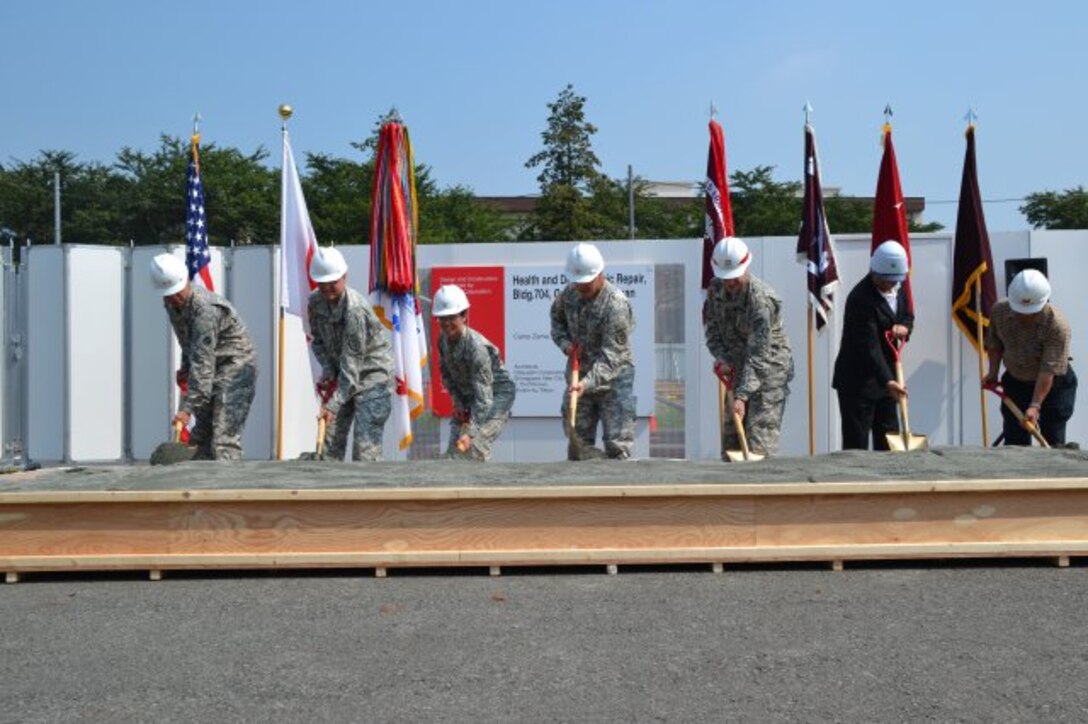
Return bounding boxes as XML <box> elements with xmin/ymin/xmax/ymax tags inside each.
<box><xmin>175</xmin><ymin>370</ymin><xmax>189</xmax><ymax>388</ymax></box>
<box><xmin>318</xmin><ymin>405</ymin><xmax>335</xmax><ymax>425</ymax></box>
<box><xmin>733</xmin><ymin>398</ymin><xmax>747</xmax><ymax>420</ymax></box>
<box><xmin>315</xmin><ymin>378</ymin><xmax>338</xmax><ymax>404</ymax></box>
<box><xmin>713</xmin><ymin>360</ymin><xmax>731</xmax><ymax>384</ymax></box>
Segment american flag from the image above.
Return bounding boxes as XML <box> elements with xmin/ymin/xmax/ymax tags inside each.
<box><xmin>185</xmin><ymin>138</ymin><xmax>214</xmax><ymax>290</ymax></box>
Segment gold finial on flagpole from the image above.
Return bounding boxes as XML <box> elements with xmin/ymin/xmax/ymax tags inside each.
<box><xmin>192</xmin><ymin>112</ymin><xmax>202</xmax><ymax>145</ymax></box>
<box><xmin>279</xmin><ymin>104</ymin><xmax>293</xmax><ymax>131</ymax></box>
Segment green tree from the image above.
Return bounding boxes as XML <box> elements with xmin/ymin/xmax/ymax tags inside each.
<box><xmin>581</xmin><ymin>175</ymin><xmax>702</xmax><ymax>240</ymax></box>
<box><xmin>1020</xmin><ymin>187</ymin><xmax>1088</xmax><ymax>229</ymax></box>
<box><xmin>0</xmin><ymin>151</ymin><xmax>127</xmax><ymax>245</ymax></box>
<box><xmin>303</xmin><ymin>151</ymin><xmax>373</xmax><ymax>246</ymax></box>
<box><xmin>114</xmin><ymin>135</ymin><xmax>277</xmax><ymax>245</ymax></box>
<box><xmin>523</xmin><ymin>84</ymin><xmax>602</xmax><ymax>241</ymax></box>
<box><xmin>422</xmin><ymin>185</ymin><xmax>513</xmax><ymax>243</ymax></box>
<box><xmin>729</xmin><ymin>166</ymin><xmax>803</xmax><ymax>237</ymax></box>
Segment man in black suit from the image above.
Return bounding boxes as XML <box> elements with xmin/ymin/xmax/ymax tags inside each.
<box><xmin>832</xmin><ymin>241</ymin><xmax>914</xmax><ymax>450</ymax></box>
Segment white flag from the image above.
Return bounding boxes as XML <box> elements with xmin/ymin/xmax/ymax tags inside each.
<box><xmin>371</xmin><ymin>291</ymin><xmax>428</xmax><ymax>451</ymax></box>
<box><xmin>279</xmin><ymin>130</ymin><xmax>321</xmax><ymax>382</ymax></box>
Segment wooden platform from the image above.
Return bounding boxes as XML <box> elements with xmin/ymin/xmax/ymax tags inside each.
<box><xmin>3</xmin><ymin>476</ymin><xmax>1088</xmax><ymax>579</ymax></box>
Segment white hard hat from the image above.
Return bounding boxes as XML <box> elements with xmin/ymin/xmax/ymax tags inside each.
<box><xmin>870</xmin><ymin>240</ymin><xmax>909</xmax><ymax>282</ymax></box>
<box><xmin>433</xmin><ymin>284</ymin><xmax>470</xmax><ymax>317</ymax></box>
<box><xmin>149</xmin><ymin>253</ymin><xmax>188</xmax><ymax>296</ymax></box>
<box><xmin>1008</xmin><ymin>268</ymin><xmax>1051</xmax><ymax>314</ymax></box>
<box><xmin>566</xmin><ymin>243</ymin><xmax>605</xmax><ymax>284</ymax></box>
<box><xmin>309</xmin><ymin>246</ymin><xmax>348</xmax><ymax>283</ymax></box>
<box><xmin>711</xmin><ymin>237</ymin><xmax>751</xmax><ymax>280</ymax></box>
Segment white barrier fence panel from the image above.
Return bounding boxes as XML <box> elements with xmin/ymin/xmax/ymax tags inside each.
<box><xmin>9</xmin><ymin>233</ymin><xmax>1088</xmax><ymax>462</ymax></box>
<box><xmin>230</xmin><ymin>246</ymin><xmax>276</xmax><ymax>461</ymax></box>
<box><xmin>67</xmin><ymin>247</ymin><xmax>124</xmax><ymax>461</ymax></box>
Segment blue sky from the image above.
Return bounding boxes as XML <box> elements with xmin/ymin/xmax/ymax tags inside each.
<box><xmin>3</xmin><ymin>0</ymin><xmax>1086</xmax><ymax>231</ymax></box>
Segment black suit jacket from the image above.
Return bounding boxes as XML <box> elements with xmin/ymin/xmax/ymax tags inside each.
<box><xmin>832</xmin><ymin>276</ymin><xmax>915</xmax><ymax>399</ymax></box>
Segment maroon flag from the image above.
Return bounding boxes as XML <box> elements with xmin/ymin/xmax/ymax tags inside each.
<box><xmin>701</xmin><ymin>118</ymin><xmax>734</xmax><ymax>290</ymax></box>
<box><xmin>871</xmin><ymin>123</ymin><xmax>913</xmax><ymax>314</ymax></box>
<box><xmin>796</xmin><ymin>122</ymin><xmax>840</xmax><ymax>331</ymax></box>
<box><xmin>951</xmin><ymin>124</ymin><xmax>997</xmax><ymax>350</ymax></box>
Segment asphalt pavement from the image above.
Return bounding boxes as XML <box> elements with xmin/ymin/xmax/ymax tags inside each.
<box><xmin>3</xmin><ymin>563</ymin><xmax>1088</xmax><ymax>722</ymax></box>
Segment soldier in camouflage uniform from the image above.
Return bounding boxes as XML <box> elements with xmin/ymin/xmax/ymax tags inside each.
<box><xmin>307</xmin><ymin>247</ymin><xmax>393</xmax><ymax>461</ymax></box>
<box><xmin>551</xmin><ymin>243</ymin><xmax>636</xmax><ymax>460</ymax></box>
<box><xmin>703</xmin><ymin>237</ymin><xmax>794</xmax><ymax>458</ymax></box>
<box><xmin>149</xmin><ymin>253</ymin><xmax>257</xmax><ymax>461</ymax></box>
<box><xmin>433</xmin><ymin>284</ymin><xmax>516</xmax><ymax>461</ymax></box>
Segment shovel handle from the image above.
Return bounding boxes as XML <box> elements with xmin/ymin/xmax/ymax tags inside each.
<box><xmin>567</xmin><ymin>349</ymin><xmax>580</xmax><ymax>436</ymax></box>
<box><xmin>315</xmin><ymin>416</ymin><xmax>327</xmax><ymax>457</ymax></box>
<box><xmin>172</xmin><ymin>421</ymin><xmax>183</xmax><ymax>443</ymax></box>
<box><xmin>983</xmin><ymin>383</ymin><xmax>1050</xmax><ymax>448</ymax></box>
<box><xmin>723</xmin><ymin>383</ymin><xmax>752</xmax><ymax>461</ymax></box>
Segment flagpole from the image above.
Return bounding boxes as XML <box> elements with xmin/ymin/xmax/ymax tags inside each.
<box><xmin>974</xmin><ymin>272</ymin><xmax>989</xmax><ymax>445</ymax></box>
<box><xmin>276</xmin><ymin>104</ymin><xmax>293</xmax><ymax>461</ymax></box>
<box><xmin>807</xmin><ymin>301</ymin><xmax>816</xmax><ymax>457</ymax></box>
<box><xmin>803</xmin><ymin>103</ymin><xmax>816</xmax><ymax>458</ymax></box>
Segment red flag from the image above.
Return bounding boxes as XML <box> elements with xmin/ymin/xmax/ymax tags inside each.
<box><xmin>951</xmin><ymin>124</ymin><xmax>997</xmax><ymax>350</ymax></box>
<box><xmin>871</xmin><ymin>124</ymin><xmax>913</xmax><ymax>313</ymax></box>
<box><xmin>701</xmin><ymin>118</ymin><xmax>734</xmax><ymax>290</ymax></box>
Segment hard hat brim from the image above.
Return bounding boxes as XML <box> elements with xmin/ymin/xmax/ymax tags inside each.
<box><xmin>873</xmin><ymin>272</ymin><xmax>907</xmax><ymax>283</ymax></box>
<box><xmin>157</xmin><ymin>277</ymin><xmax>187</xmax><ymax>296</ymax></box>
<box><xmin>570</xmin><ymin>271</ymin><xmax>601</xmax><ymax>284</ymax></box>
<box><xmin>1009</xmin><ymin>298</ymin><xmax>1047</xmax><ymax>315</ymax></box>
<box><xmin>713</xmin><ymin>258</ymin><xmax>750</xmax><ymax>280</ymax></box>
<box><xmin>311</xmin><ymin>271</ymin><xmax>346</xmax><ymax>284</ymax></box>
<box><xmin>433</xmin><ymin>306</ymin><xmax>469</xmax><ymax>317</ymax></box>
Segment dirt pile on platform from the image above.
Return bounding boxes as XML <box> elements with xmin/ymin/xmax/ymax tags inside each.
<box><xmin>2</xmin><ymin>446</ymin><xmax>1085</xmax><ymax>493</ymax></box>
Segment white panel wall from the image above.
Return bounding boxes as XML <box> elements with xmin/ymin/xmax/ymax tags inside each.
<box><xmin>67</xmin><ymin>247</ymin><xmax>124</xmax><ymax>460</ymax></box>
<box><xmin>229</xmin><ymin>246</ymin><xmax>276</xmax><ymax>460</ymax></box>
<box><xmin>1030</xmin><ymin>230</ymin><xmax>1088</xmax><ymax>446</ymax></box>
<box><xmin>0</xmin><ymin>248</ymin><xmax>6</xmax><ymax>455</ymax></box>
<box><xmin>8</xmin><ymin>234</ymin><xmax>1088</xmax><ymax>464</ymax></box>
<box><xmin>129</xmin><ymin>246</ymin><xmax>175</xmax><ymax>460</ymax></box>
<box><xmin>26</xmin><ymin>247</ymin><xmax>65</xmax><ymax>461</ymax></box>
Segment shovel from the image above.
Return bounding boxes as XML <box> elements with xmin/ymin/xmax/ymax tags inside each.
<box><xmin>299</xmin><ymin>381</ymin><xmax>336</xmax><ymax>461</ymax></box>
<box><xmin>983</xmin><ymin>381</ymin><xmax>1051</xmax><ymax>448</ymax></box>
<box><xmin>884</xmin><ymin>331</ymin><xmax>928</xmax><ymax>452</ymax></box>
<box><xmin>150</xmin><ymin>420</ymin><xmax>198</xmax><ymax>466</ymax></box>
<box><xmin>719</xmin><ymin>366</ymin><xmax>764</xmax><ymax>462</ymax></box>
<box><xmin>455</xmin><ymin>416</ymin><xmax>471</xmax><ymax>454</ymax></box>
<box><xmin>564</xmin><ymin>348</ymin><xmax>604</xmax><ymax>460</ymax></box>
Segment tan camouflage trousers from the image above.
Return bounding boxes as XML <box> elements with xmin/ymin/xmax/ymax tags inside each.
<box><xmin>721</xmin><ymin>387</ymin><xmax>789</xmax><ymax>459</ymax></box>
<box><xmin>444</xmin><ymin>410</ymin><xmax>511</xmax><ymax>462</ymax></box>
<box><xmin>324</xmin><ymin>385</ymin><xmax>392</xmax><ymax>462</ymax></box>
<box><xmin>188</xmin><ymin>362</ymin><xmax>257</xmax><ymax>461</ymax></box>
<box><xmin>561</xmin><ymin>374</ymin><xmax>636</xmax><ymax>461</ymax></box>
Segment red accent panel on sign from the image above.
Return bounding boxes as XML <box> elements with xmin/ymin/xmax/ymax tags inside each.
<box><xmin>429</xmin><ymin>266</ymin><xmax>506</xmax><ymax>417</ymax></box>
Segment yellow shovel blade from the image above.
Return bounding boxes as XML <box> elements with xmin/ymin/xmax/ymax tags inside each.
<box><xmin>885</xmin><ymin>432</ymin><xmax>928</xmax><ymax>452</ymax></box>
<box><xmin>725</xmin><ymin>450</ymin><xmax>766</xmax><ymax>462</ymax></box>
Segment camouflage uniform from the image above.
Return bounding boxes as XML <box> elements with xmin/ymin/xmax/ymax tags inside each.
<box><xmin>439</xmin><ymin>327</ymin><xmax>516</xmax><ymax>461</ymax></box>
<box><xmin>308</xmin><ymin>287</ymin><xmax>393</xmax><ymax>461</ymax></box>
<box><xmin>166</xmin><ymin>285</ymin><xmax>257</xmax><ymax>461</ymax></box>
<box><xmin>551</xmin><ymin>281</ymin><xmax>636</xmax><ymax>460</ymax></box>
<box><xmin>704</xmin><ymin>275</ymin><xmax>794</xmax><ymax>458</ymax></box>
